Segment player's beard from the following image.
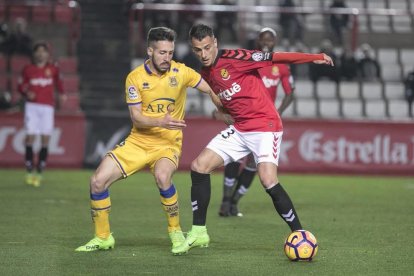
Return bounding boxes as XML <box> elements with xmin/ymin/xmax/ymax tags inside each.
<box><xmin>153</xmin><ymin>58</ymin><xmax>170</xmax><ymax>74</ymax></box>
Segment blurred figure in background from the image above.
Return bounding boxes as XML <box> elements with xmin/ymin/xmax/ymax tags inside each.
<box><xmin>404</xmin><ymin>68</ymin><xmax>414</xmax><ymax>117</ymax></box>
<box><xmin>339</xmin><ymin>48</ymin><xmax>358</xmax><ymax>81</ymax></box>
<box><xmin>214</xmin><ymin>0</ymin><xmax>238</xmax><ymax>42</ymax></box>
<box><xmin>18</xmin><ymin>42</ymin><xmax>65</xmax><ymax>187</ymax></box>
<box><xmin>329</xmin><ymin>0</ymin><xmax>349</xmax><ymax>45</ymax></box>
<box><xmin>309</xmin><ymin>39</ymin><xmax>339</xmax><ymax>82</ymax></box>
<box><xmin>177</xmin><ymin>0</ymin><xmax>203</xmax><ymax>40</ymax></box>
<box><xmin>0</xmin><ymin>18</ymin><xmax>33</xmax><ymax>57</ymax></box>
<box><xmin>278</xmin><ymin>0</ymin><xmax>303</xmax><ymax>44</ymax></box>
<box><xmin>357</xmin><ymin>43</ymin><xmax>381</xmax><ymax>81</ymax></box>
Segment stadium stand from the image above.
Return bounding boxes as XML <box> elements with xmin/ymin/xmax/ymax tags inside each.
<box><xmin>130</xmin><ymin>0</ymin><xmax>414</xmax><ymax>120</ymax></box>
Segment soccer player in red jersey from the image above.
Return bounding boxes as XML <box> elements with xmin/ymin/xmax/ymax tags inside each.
<box><xmin>218</xmin><ymin>27</ymin><xmax>296</xmax><ymax>217</ymax></box>
<box><xmin>172</xmin><ymin>24</ymin><xmax>333</xmax><ymax>255</ymax></box>
<box><xmin>18</xmin><ymin>42</ymin><xmax>65</xmax><ymax>187</ymax></box>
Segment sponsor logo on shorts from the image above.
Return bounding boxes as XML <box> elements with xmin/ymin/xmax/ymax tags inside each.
<box><xmin>128</xmin><ymin>86</ymin><xmax>138</xmax><ymax>100</ymax></box>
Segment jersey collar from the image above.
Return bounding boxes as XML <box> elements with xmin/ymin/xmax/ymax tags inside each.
<box><xmin>144</xmin><ymin>59</ymin><xmax>171</xmax><ymax>76</ymax></box>
<box><xmin>212</xmin><ymin>50</ymin><xmax>223</xmax><ymax>67</ymax></box>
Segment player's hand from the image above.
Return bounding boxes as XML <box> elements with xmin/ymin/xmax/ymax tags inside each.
<box><xmin>313</xmin><ymin>53</ymin><xmax>334</xmax><ymax>66</ymax></box>
<box><xmin>160</xmin><ymin>110</ymin><xmax>187</xmax><ymax>130</ymax></box>
<box><xmin>213</xmin><ymin>109</ymin><xmax>234</xmax><ymax>125</ymax></box>
<box><xmin>59</xmin><ymin>94</ymin><xmax>67</xmax><ymax>104</ymax></box>
<box><xmin>26</xmin><ymin>91</ymin><xmax>36</xmax><ymax>100</ymax></box>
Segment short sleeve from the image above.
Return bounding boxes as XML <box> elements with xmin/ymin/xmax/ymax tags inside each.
<box><xmin>183</xmin><ymin>65</ymin><xmax>202</xmax><ymax>88</ymax></box>
<box><xmin>125</xmin><ymin>74</ymin><xmax>142</xmax><ymax>105</ymax></box>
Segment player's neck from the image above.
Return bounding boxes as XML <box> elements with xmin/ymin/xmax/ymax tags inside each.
<box><xmin>35</xmin><ymin>61</ymin><xmax>47</xmax><ymax>67</ymax></box>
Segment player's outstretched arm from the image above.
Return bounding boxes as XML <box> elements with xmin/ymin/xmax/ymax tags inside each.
<box><xmin>273</xmin><ymin>52</ymin><xmax>334</xmax><ymax>66</ymax></box>
<box><xmin>129</xmin><ymin>104</ymin><xmax>187</xmax><ymax>130</ymax></box>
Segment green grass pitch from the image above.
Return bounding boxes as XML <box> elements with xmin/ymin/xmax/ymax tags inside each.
<box><xmin>0</xmin><ymin>169</ymin><xmax>413</xmax><ymax>275</ymax></box>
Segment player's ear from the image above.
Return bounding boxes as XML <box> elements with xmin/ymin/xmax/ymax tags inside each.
<box><xmin>147</xmin><ymin>47</ymin><xmax>153</xmax><ymax>58</ymax></box>
<box><xmin>213</xmin><ymin>37</ymin><xmax>217</xmax><ymax>48</ymax></box>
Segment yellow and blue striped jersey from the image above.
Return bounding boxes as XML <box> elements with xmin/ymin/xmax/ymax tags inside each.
<box><xmin>125</xmin><ymin>60</ymin><xmax>202</xmax><ymax>145</ymax></box>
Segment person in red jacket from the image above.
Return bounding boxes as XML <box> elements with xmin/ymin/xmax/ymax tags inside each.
<box><xmin>18</xmin><ymin>42</ymin><xmax>65</xmax><ymax>187</ymax></box>
<box><xmin>172</xmin><ymin>23</ymin><xmax>333</xmax><ymax>255</ymax></box>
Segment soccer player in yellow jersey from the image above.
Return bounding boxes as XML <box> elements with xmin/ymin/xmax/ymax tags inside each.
<box><xmin>75</xmin><ymin>27</ymin><xmax>220</xmax><ymax>255</ymax></box>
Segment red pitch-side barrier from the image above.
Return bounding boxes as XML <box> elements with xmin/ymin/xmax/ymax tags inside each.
<box><xmin>0</xmin><ymin>112</ymin><xmax>86</xmax><ymax>168</ymax></box>
<box><xmin>181</xmin><ymin>118</ymin><xmax>414</xmax><ymax>176</ymax></box>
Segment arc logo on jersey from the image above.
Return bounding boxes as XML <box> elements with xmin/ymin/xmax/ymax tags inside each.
<box><xmin>146</xmin><ymin>97</ymin><xmax>176</xmax><ymax>113</ymax></box>
<box><xmin>128</xmin><ymin>86</ymin><xmax>138</xmax><ymax>100</ymax></box>
<box><xmin>218</xmin><ymin>82</ymin><xmax>241</xmax><ymax>101</ymax></box>
<box><xmin>220</xmin><ymin>68</ymin><xmax>230</xmax><ymax>80</ymax></box>
<box><xmin>169</xmin><ymin>76</ymin><xmax>178</xmax><ymax>87</ymax></box>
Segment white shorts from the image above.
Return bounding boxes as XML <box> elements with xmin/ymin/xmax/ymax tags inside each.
<box><xmin>24</xmin><ymin>102</ymin><xmax>54</xmax><ymax>135</ymax></box>
<box><xmin>206</xmin><ymin>125</ymin><xmax>283</xmax><ymax>166</ymax></box>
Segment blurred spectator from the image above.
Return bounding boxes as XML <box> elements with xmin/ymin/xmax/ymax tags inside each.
<box><xmin>0</xmin><ymin>91</ymin><xmax>11</xmax><ymax>110</ymax></box>
<box><xmin>339</xmin><ymin>48</ymin><xmax>358</xmax><ymax>80</ymax></box>
<box><xmin>0</xmin><ymin>18</ymin><xmax>33</xmax><ymax>57</ymax></box>
<box><xmin>0</xmin><ymin>22</ymin><xmax>8</xmax><ymax>45</ymax></box>
<box><xmin>126</xmin><ymin>0</ymin><xmax>175</xmax><ymax>35</ymax></box>
<box><xmin>176</xmin><ymin>43</ymin><xmax>202</xmax><ymax>72</ymax></box>
<box><xmin>309</xmin><ymin>39</ymin><xmax>339</xmax><ymax>82</ymax></box>
<box><xmin>214</xmin><ymin>0</ymin><xmax>238</xmax><ymax>42</ymax></box>
<box><xmin>404</xmin><ymin>68</ymin><xmax>414</xmax><ymax>117</ymax></box>
<box><xmin>150</xmin><ymin>0</ymin><xmax>175</xmax><ymax>28</ymax></box>
<box><xmin>329</xmin><ymin>0</ymin><xmax>349</xmax><ymax>45</ymax></box>
<box><xmin>177</xmin><ymin>0</ymin><xmax>203</xmax><ymax>40</ymax></box>
<box><xmin>357</xmin><ymin>43</ymin><xmax>381</xmax><ymax>81</ymax></box>
<box><xmin>278</xmin><ymin>0</ymin><xmax>304</xmax><ymax>44</ymax></box>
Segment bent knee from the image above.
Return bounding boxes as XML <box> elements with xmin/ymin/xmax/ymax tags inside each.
<box><xmin>191</xmin><ymin>158</ymin><xmax>210</xmax><ymax>174</ymax></box>
<box><xmin>154</xmin><ymin>171</ymin><xmax>171</xmax><ymax>187</ymax></box>
<box><xmin>90</xmin><ymin>174</ymin><xmax>108</xmax><ymax>194</ymax></box>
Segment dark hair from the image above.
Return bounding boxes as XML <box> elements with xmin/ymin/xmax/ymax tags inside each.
<box><xmin>33</xmin><ymin>41</ymin><xmax>49</xmax><ymax>52</ymax></box>
<box><xmin>189</xmin><ymin>24</ymin><xmax>214</xmax><ymax>41</ymax></box>
<box><xmin>147</xmin><ymin>27</ymin><xmax>176</xmax><ymax>47</ymax></box>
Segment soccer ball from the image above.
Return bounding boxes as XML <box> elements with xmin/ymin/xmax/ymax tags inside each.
<box><xmin>284</xmin><ymin>230</ymin><xmax>318</xmax><ymax>261</ymax></box>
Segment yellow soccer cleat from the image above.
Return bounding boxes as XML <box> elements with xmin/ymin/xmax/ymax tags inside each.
<box><xmin>75</xmin><ymin>234</ymin><xmax>115</xmax><ymax>252</ymax></box>
<box><xmin>169</xmin><ymin>229</ymin><xmax>185</xmax><ymax>254</ymax></box>
<box><xmin>32</xmin><ymin>174</ymin><xmax>42</xmax><ymax>187</ymax></box>
<box><xmin>25</xmin><ymin>173</ymin><xmax>34</xmax><ymax>186</ymax></box>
